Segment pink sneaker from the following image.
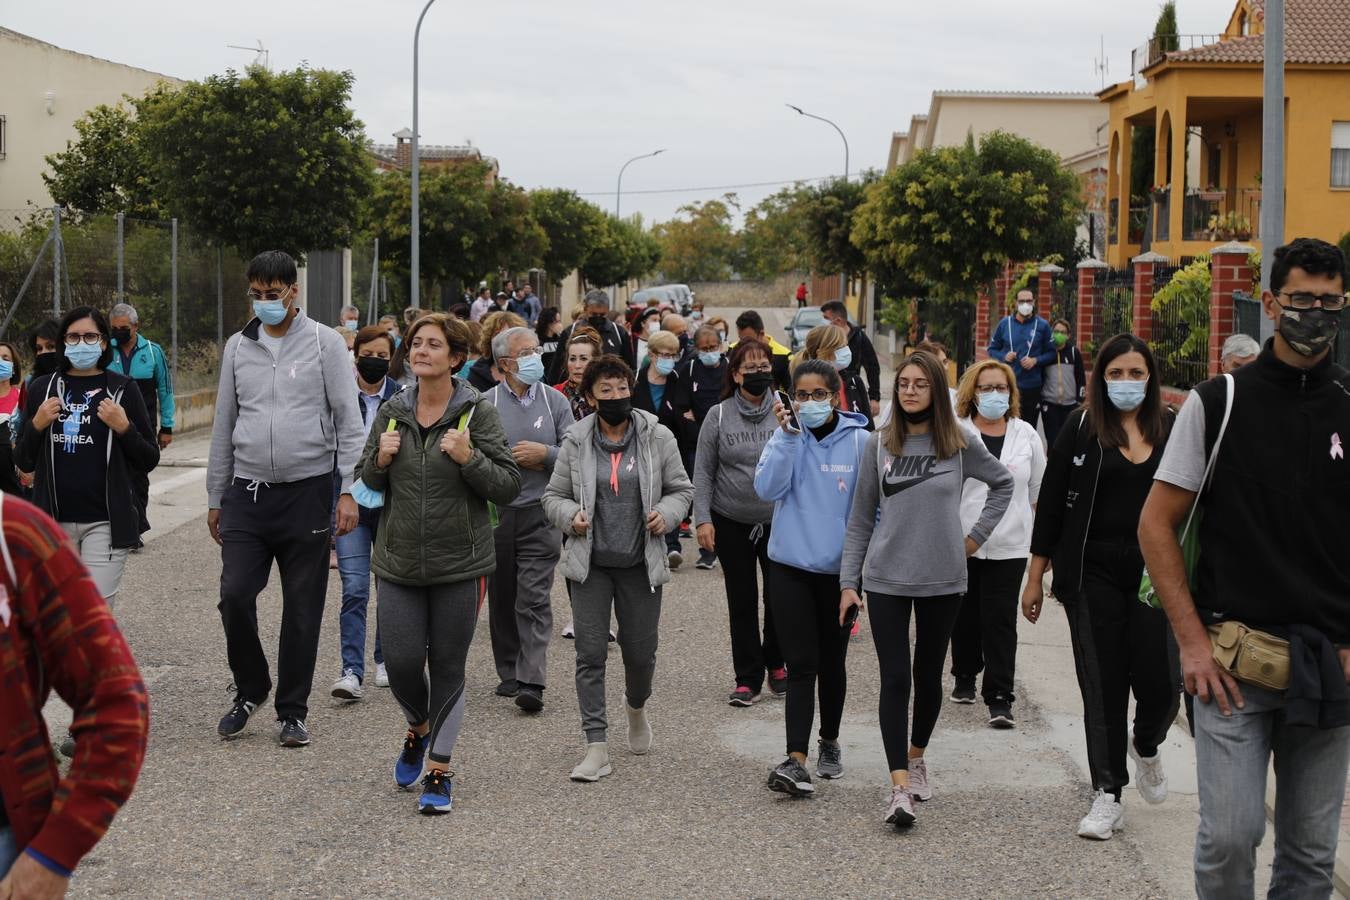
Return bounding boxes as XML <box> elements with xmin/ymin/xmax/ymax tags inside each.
<box><xmin>768</xmin><ymin>667</ymin><xmax>788</xmax><ymax>696</ymax></box>
<box><xmin>885</xmin><ymin>785</ymin><xmax>915</xmax><ymax>827</ymax></box>
<box><xmin>909</xmin><ymin>758</ymin><xmax>933</xmax><ymax>801</ymax></box>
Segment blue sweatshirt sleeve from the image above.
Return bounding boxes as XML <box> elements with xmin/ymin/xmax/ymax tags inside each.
<box><xmin>155</xmin><ymin>342</ymin><xmax>175</xmax><ymax>431</ymax></box>
<box><xmin>1032</xmin><ymin>319</ymin><xmax>1057</xmax><ymax>368</ymax></box>
<box><xmin>753</xmin><ymin>427</ymin><xmax>800</xmax><ymax>502</ymax></box>
<box><xmin>987</xmin><ymin>316</ymin><xmax>1010</xmax><ymax>359</ymax></box>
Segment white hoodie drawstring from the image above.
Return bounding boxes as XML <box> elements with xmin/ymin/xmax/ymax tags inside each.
<box><xmin>244</xmin><ymin>479</ymin><xmax>269</xmax><ymax>503</ymax></box>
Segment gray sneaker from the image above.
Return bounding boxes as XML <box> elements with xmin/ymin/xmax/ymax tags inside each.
<box><xmin>909</xmin><ymin>757</ymin><xmax>933</xmax><ymax>801</ymax></box>
<box><xmin>885</xmin><ymin>785</ymin><xmax>916</xmax><ymax>827</ymax></box>
<box><xmin>331</xmin><ymin>669</ymin><xmax>363</xmax><ymax>700</ymax></box>
<box><xmin>767</xmin><ymin>758</ymin><xmax>815</xmax><ymax>796</ymax></box>
<box><xmin>816</xmin><ymin>739</ymin><xmax>844</xmax><ymax>779</ymax></box>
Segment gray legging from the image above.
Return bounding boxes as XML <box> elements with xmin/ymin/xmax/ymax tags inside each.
<box><xmin>377</xmin><ymin>576</ymin><xmax>483</xmax><ymax>765</ymax></box>
<box><xmin>571</xmin><ymin>563</ymin><xmax>662</xmax><ymax>743</ymax></box>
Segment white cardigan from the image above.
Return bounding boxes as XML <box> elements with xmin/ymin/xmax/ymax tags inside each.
<box><xmin>958</xmin><ymin>416</ymin><xmax>1046</xmax><ymax>560</ymax></box>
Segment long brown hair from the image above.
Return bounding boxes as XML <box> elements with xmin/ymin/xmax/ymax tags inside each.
<box><xmin>882</xmin><ymin>350</ymin><xmax>966</xmax><ymax>460</ymax></box>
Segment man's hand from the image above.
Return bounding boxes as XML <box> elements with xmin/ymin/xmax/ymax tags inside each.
<box><xmin>335</xmin><ymin>494</ymin><xmax>358</xmax><ymax>536</ymax></box>
<box><xmin>1182</xmin><ymin>634</ymin><xmax>1244</xmax><ymax>716</ymax></box>
<box><xmin>96</xmin><ymin>398</ymin><xmax>131</xmax><ymax>435</ymax></box>
<box><xmin>870</xmin><ymin>399</ymin><xmax>881</xmax><ymax>417</ymax></box>
<box><xmin>207</xmin><ymin>509</ymin><xmax>223</xmax><ymax>547</ymax></box>
<box><xmin>440</xmin><ymin>427</ymin><xmax>473</xmax><ymax>465</ymax></box>
<box><xmin>1019</xmin><ymin>357</ymin><xmax>1036</xmax><ymax>371</ymax></box>
<box><xmin>511</xmin><ymin>441</ymin><xmax>549</xmax><ymax>471</ymax></box>
<box><xmin>32</xmin><ymin>397</ymin><xmax>62</xmax><ymax>431</ymax></box>
<box><xmin>158</xmin><ymin>432</ymin><xmax>173</xmax><ymax>450</ymax></box>
<box><xmin>682</xmin><ymin>410</ymin><xmax>695</xmax><ymax>422</ymax></box>
<box><xmin>1020</xmin><ymin>581</ymin><xmax>1043</xmax><ymax>624</ymax></box>
<box><xmin>646</xmin><ymin>510</ymin><xmax>667</xmax><ymax>535</ymax></box>
<box><xmin>0</xmin><ymin>852</ymin><xmax>71</xmax><ymax>900</ymax></box>
<box><xmin>696</xmin><ymin>523</ymin><xmax>715</xmax><ymax>552</ymax></box>
<box><xmin>1004</xmin><ymin>350</ymin><xmax>1018</xmax><ymax>363</ymax></box>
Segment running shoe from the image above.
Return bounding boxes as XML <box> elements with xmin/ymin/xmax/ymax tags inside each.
<box><xmin>217</xmin><ymin>697</ymin><xmax>258</xmax><ymax>738</ymax></box>
<box><xmin>885</xmin><ymin>785</ymin><xmax>916</xmax><ymax>827</ymax></box>
<box><xmin>909</xmin><ymin>757</ymin><xmax>933</xmax><ymax>801</ymax></box>
<box><xmin>950</xmin><ymin>676</ymin><xmax>976</xmax><ymax>704</ymax></box>
<box><xmin>768</xmin><ymin>667</ymin><xmax>788</xmax><ymax>697</ymax></box>
<box><xmin>515</xmin><ymin>685</ymin><xmax>544</xmax><ymax>712</ymax></box>
<box><xmin>58</xmin><ymin>732</ymin><xmax>76</xmax><ymax>759</ymax></box>
<box><xmin>495</xmin><ymin>679</ymin><xmax>519</xmax><ymax>698</ymax></box>
<box><xmin>695</xmin><ymin>549</ymin><xmax>717</xmax><ymax>570</ymax></box>
<box><xmin>418</xmin><ymin>769</ymin><xmax>454</xmax><ymax>814</ymax></box>
<box><xmin>668</xmin><ymin>550</ymin><xmax>683</xmax><ymax>569</ymax></box>
<box><xmin>816</xmin><ymin>739</ymin><xmax>844</xmax><ymax>779</ymax></box>
<box><xmin>728</xmin><ymin>686</ymin><xmax>760</xmax><ymax>707</ymax></box>
<box><xmin>988</xmin><ymin>702</ymin><xmax>1015</xmax><ymax>729</ymax></box>
<box><xmin>374</xmin><ymin>663</ymin><xmax>390</xmax><ymax>688</ymax></box>
<box><xmin>1077</xmin><ymin>790</ymin><xmax>1125</xmax><ymax>840</ymax></box>
<box><xmin>331</xmin><ymin>669</ymin><xmax>363</xmax><ymax>700</ymax></box>
<box><xmin>395</xmin><ymin>730</ymin><xmax>428</xmax><ymax>788</ymax></box>
<box><xmin>1128</xmin><ymin>740</ymin><xmax>1168</xmax><ymax>805</ymax></box>
<box><xmin>277</xmin><ymin>717</ymin><xmax>311</xmax><ymax>748</ymax></box>
<box><xmin>562</xmin><ymin>621</ymin><xmax>575</xmax><ymax>639</ymax></box>
<box><xmin>767</xmin><ymin>758</ymin><xmax>815</xmax><ymax>796</ymax></box>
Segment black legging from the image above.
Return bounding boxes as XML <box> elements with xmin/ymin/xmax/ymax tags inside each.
<box><xmin>713</xmin><ymin>511</ymin><xmax>780</xmax><ymax>692</ymax></box>
<box><xmin>950</xmin><ymin>557</ymin><xmax>1027</xmax><ymax>704</ymax></box>
<box><xmin>769</xmin><ymin>562</ymin><xmax>848</xmax><ymax>756</ymax></box>
<box><xmin>867</xmin><ymin>592</ymin><xmax>962</xmax><ymax>772</ymax></box>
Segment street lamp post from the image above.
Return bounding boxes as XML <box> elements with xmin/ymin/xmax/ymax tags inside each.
<box><xmin>410</xmin><ymin>0</ymin><xmax>438</xmax><ymax>311</ymax></box>
<box><xmin>787</xmin><ymin>104</ymin><xmax>850</xmax><ymax>306</ymax></box>
<box><xmin>616</xmin><ymin>149</ymin><xmax>666</xmax><ymax>220</ymax></box>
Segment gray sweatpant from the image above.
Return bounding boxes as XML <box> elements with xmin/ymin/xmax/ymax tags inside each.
<box><xmin>571</xmin><ymin>563</ymin><xmax>662</xmax><ymax>743</ymax></box>
<box><xmin>488</xmin><ymin>504</ymin><xmax>561</xmax><ymax>689</ymax></box>
<box><xmin>61</xmin><ymin>521</ymin><xmax>130</xmax><ymax>604</ymax></box>
<box><xmin>377</xmin><ymin>576</ymin><xmax>483</xmax><ymax>765</ymax></box>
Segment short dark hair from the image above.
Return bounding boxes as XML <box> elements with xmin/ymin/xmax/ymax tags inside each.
<box><xmin>0</xmin><ymin>342</ymin><xmax>22</xmax><ymax>384</ymax></box>
<box><xmin>792</xmin><ymin>358</ymin><xmax>842</xmax><ymax>393</ymax></box>
<box><xmin>448</xmin><ymin>302</ymin><xmax>471</xmax><ymax>320</ymax></box>
<box><xmin>734</xmin><ymin>310</ymin><xmax>765</xmax><ymax>334</ymax></box>
<box><xmin>579</xmin><ymin>353</ymin><xmax>634</xmax><ymax>400</ymax></box>
<box><xmin>245</xmin><ymin>250</ymin><xmax>298</xmax><ymax>287</ymax></box>
<box><xmin>1087</xmin><ymin>332</ymin><xmax>1168</xmax><ymax>448</ymax></box>
<box><xmin>28</xmin><ymin>319</ymin><xmax>60</xmax><ymax>356</ymax></box>
<box><xmin>820</xmin><ymin>300</ymin><xmax>847</xmax><ymax>319</ymax></box>
<box><xmin>721</xmin><ymin>338</ymin><xmax>770</xmax><ymax>400</ymax></box>
<box><xmin>1270</xmin><ymin>237</ymin><xmax>1347</xmax><ymax>295</ymax></box>
<box><xmin>354</xmin><ymin>325</ymin><xmax>394</xmax><ymax>357</ymax></box>
<box><xmin>58</xmin><ymin>306</ymin><xmax>115</xmax><ymax>371</ymax></box>
<box><xmin>535</xmin><ymin>307</ymin><xmax>561</xmax><ymax>341</ymax></box>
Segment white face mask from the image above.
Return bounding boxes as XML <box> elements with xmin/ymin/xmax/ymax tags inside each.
<box><xmin>1016</xmin><ymin>302</ymin><xmax>1034</xmax><ymax>318</ymax></box>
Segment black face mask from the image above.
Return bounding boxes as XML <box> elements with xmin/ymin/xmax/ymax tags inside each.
<box><xmin>900</xmin><ymin>405</ymin><xmax>934</xmax><ymax>425</ymax></box>
<box><xmin>32</xmin><ymin>353</ymin><xmax>59</xmax><ymax>378</ymax></box>
<box><xmin>588</xmin><ymin>315</ymin><xmax>609</xmax><ymax>331</ymax></box>
<box><xmin>111</xmin><ymin>327</ymin><xmax>133</xmax><ymax>346</ymax></box>
<box><xmin>596</xmin><ymin>397</ymin><xmax>632</xmax><ymax>426</ymax></box>
<box><xmin>356</xmin><ymin>356</ymin><xmax>390</xmax><ymax>384</ymax></box>
<box><xmin>741</xmin><ymin>372</ymin><xmax>774</xmax><ymax>396</ymax></box>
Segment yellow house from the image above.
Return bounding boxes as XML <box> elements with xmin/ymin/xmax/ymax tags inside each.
<box><xmin>1099</xmin><ymin>0</ymin><xmax>1350</xmax><ymax>267</ymax></box>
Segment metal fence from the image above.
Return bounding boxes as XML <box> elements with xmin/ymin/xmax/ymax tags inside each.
<box><xmin>1150</xmin><ymin>264</ymin><xmax>1207</xmax><ymax>390</ymax></box>
<box><xmin>1048</xmin><ymin>269</ymin><xmax>1077</xmax><ymax>330</ymax></box>
<box><xmin>1098</xmin><ymin>265</ymin><xmax>1135</xmax><ymax>349</ymax></box>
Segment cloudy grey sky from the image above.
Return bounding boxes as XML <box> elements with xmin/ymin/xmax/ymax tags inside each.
<box><xmin>9</xmin><ymin>0</ymin><xmax>1237</xmax><ymax>224</ymax></box>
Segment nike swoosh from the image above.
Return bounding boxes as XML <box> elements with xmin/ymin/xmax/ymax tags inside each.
<box><xmin>881</xmin><ymin>470</ymin><xmax>944</xmax><ymax>497</ymax></box>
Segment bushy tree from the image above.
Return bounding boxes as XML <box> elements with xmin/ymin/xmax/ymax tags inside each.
<box><xmin>581</xmin><ymin>216</ymin><xmax>659</xmax><ymax>288</ymax></box>
<box><xmin>530</xmin><ymin>189</ymin><xmax>606</xmax><ymax>285</ymax></box>
<box><xmin>799</xmin><ymin>173</ymin><xmax>878</xmax><ymax>282</ymax></box>
<box><xmin>738</xmin><ymin>185</ymin><xmax>810</xmax><ymax>280</ymax></box>
<box><xmin>653</xmin><ymin>195</ymin><xmax>740</xmax><ymax>282</ymax></box>
<box><xmin>44</xmin><ymin>104</ymin><xmax>161</xmax><ymax>219</ymax></box>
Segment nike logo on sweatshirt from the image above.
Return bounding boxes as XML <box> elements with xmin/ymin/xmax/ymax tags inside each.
<box><xmin>881</xmin><ymin>454</ymin><xmax>945</xmax><ymax>497</ymax></box>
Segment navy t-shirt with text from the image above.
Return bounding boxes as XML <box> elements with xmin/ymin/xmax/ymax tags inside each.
<box><xmin>50</xmin><ymin>373</ymin><xmax>111</xmax><ymax>522</ymax></box>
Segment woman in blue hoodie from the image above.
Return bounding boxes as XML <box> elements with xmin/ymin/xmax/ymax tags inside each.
<box><xmin>754</xmin><ymin>359</ymin><xmax>870</xmax><ymax>798</ymax></box>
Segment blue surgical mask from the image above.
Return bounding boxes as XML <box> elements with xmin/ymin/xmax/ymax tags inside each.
<box><xmin>64</xmin><ymin>342</ymin><xmax>102</xmax><ymax>370</ymax></box>
<box><xmin>654</xmin><ymin>357</ymin><xmax>676</xmax><ymax>376</ymax></box>
<box><xmin>515</xmin><ymin>352</ymin><xmax>545</xmax><ymax>385</ymax></box>
<box><xmin>0</xmin><ymin>360</ymin><xmax>13</xmax><ymax>381</ymax></box>
<box><xmin>253</xmin><ymin>299</ymin><xmax>289</xmax><ymax>326</ymax></box>
<box><xmin>976</xmin><ymin>392</ymin><xmax>1010</xmax><ymax>420</ymax></box>
<box><xmin>698</xmin><ymin>351</ymin><xmax>722</xmax><ymax>368</ymax></box>
<box><xmin>1106</xmin><ymin>379</ymin><xmax>1148</xmax><ymax>411</ymax></box>
<box><xmin>798</xmin><ymin>399</ymin><xmax>833</xmax><ymax>429</ymax></box>
<box><xmin>833</xmin><ymin>346</ymin><xmax>852</xmax><ymax>370</ymax></box>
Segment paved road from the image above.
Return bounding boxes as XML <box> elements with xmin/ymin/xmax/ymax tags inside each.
<box><xmin>56</xmin><ymin>317</ymin><xmax>1295</xmax><ymax>898</ymax></box>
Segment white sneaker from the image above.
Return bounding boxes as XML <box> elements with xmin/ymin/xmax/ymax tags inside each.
<box><xmin>626</xmin><ymin>703</ymin><xmax>652</xmax><ymax>755</ymax></box>
<box><xmin>908</xmin><ymin>757</ymin><xmax>933</xmax><ymax>801</ymax></box>
<box><xmin>570</xmin><ymin>741</ymin><xmax>612</xmax><ymax>782</ymax></box>
<box><xmin>331</xmin><ymin>670</ymin><xmax>362</xmax><ymax>700</ymax></box>
<box><xmin>1077</xmin><ymin>790</ymin><xmax>1125</xmax><ymax>840</ymax></box>
<box><xmin>562</xmin><ymin>621</ymin><xmax>575</xmax><ymax>639</ymax></box>
<box><xmin>374</xmin><ymin>663</ymin><xmax>389</xmax><ymax>688</ymax></box>
<box><xmin>1128</xmin><ymin>740</ymin><xmax>1168</xmax><ymax>805</ymax></box>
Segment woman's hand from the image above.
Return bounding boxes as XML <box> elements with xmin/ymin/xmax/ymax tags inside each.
<box><xmin>840</xmin><ymin>588</ymin><xmax>863</xmax><ymax>627</ymax></box>
<box><xmin>772</xmin><ymin>397</ymin><xmax>798</xmax><ymax>433</ymax></box>
<box><xmin>440</xmin><ymin>426</ymin><xmax>473</xmax><ymax>464</ymax></box>
<box><xmin>572</xmin><ymin>509</ymin><xmax>589</xmax><ymax>536</ymax></box>
<box><xmin>1020</xmin><ymin>580</ymin><xmax>1044</xmax><ymax>624</ymax></box>
<box><xmin>376</xmin><ymin>429</ymin><xmax>401</xmax><ymax>469</ymax></box>
<box><xmin>646</xmin><ymin>510</ymin><xmax>667</xmax><ymax>535</ymax></box>
<box><xmin>32</xmin><ymin>397</ymin><xmax>62</xmax><ymax>431</ymax></box>
<box><xmin>964</xmin><ymin>536</ymin><xmax>978</xmax><ymax>557</ymax></box>
<box><xmin>696</xmin><ymin>523</ymin><xmax>715</xmax><ymax>553</ymax></box>
<box><xmin>97</xmin><ymin>398</ymin><xmax>131</xmax><ymax>435</ymax></box>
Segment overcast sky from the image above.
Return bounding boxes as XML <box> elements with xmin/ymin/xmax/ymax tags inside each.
<box><xmin>10</xmin><ymin>0</ymin><xmax>1237</xmax><ymax>224</ymax></box>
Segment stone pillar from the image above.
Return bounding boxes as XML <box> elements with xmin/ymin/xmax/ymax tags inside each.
<box><xmin>1208</xmin><ymin>242</ymin><xmax>1256</xmax><ymax>377</ymax></box>
<box><xmin>1076</xmin><ymin>258</ymin><xmax>1108</xmax><ymax>362</ymax></box>
<box><xmin>1131</xmin><ymin>251</ymin><xmax>1169</xmax><ymax>342</ymax></box>
<box><xmin>1038</xmin><ymin>263</ymin><xmax>1065</xmax><ymax>320</ymax></box>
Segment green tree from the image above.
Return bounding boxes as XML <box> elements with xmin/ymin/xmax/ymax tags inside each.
<box><xmin>653</xmin><ymin>194</ymin><xmax>740</xmax><ymax>282</ymax></box>
<box><xmin>1130</xmin><ymin>3</ymin><xmax>1180</xmax><ymax>203</ymax></box>
<box><xmin>738</xmin><ymin>185</ymin><xmax>810</xmax><ymax>280</ymax></box>
<box><xmin>134</xmin><ymin>66</ymin><xmax>372</xmax><ymax>259</ymax></box>
<box><xmin>581</xmin><ymin>216</ymin><xmax>659</xmax><ymax>288</ymax></box>
<box><xmin>44</xmin><ymin>104</ymin><xmax>161</xmax><ymax>219</ymax></box>
<box><xmin>799</xmin><ymin>173</ymin><xmax>878</xmax><ymax>282</ymax></box>
<box><xmin>530</xmin><ymin>188</ymin><xmax>606</xmax><ymax>285</ymax></box>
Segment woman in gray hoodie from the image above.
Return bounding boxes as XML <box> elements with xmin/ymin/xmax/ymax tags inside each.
<box><xmin>693</xmin><ymin>339</ymin><xmax>784</xmax><ymax>707</ymax></box>
<box><xmin>542</xmin><ymin>355</ymin><xmax>693</xmax><ymax>783</ymax></box>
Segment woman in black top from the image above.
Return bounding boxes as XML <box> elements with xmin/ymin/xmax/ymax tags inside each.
<box><xmin>669</xmin><ymin>324</ymin><xmax>727</xmax><ymax>568</ymax></box>
<box><xmin>1039</xmin><ymin>318</ymin><xmax>1087</xmax><ymax>448</ymax></box>
<box><xmin>1022</xmin><ymin>333</ymin><xmax>1179</xmax><ymax>842</ymax></box>
<box><xmin>535</xmin><ymin>308</ymin><xmax>565</xmax><ymax>376</ymax></box>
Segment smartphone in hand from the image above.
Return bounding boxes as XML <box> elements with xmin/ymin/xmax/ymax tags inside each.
<box><xmin>776</xmin><ymin>390</ymin><xmax>801</xmax><ymax>433</ymax></box>
<box><xmin>841</xmin><ymin>602</ymin><xmax>860</xmax><ymax>637</ymax></box>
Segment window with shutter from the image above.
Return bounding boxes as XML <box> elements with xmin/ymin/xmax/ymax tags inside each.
<box><xmin>1333</xmin><ymin>122</ymin><xmax>1350</xmax><ymax>188</ymax></box>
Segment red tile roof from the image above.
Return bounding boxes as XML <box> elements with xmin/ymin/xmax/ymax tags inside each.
<box><xmin>1166</xmin><ymin>0</ymin><xmax>1350</xmax><ymax>65</ymax></box>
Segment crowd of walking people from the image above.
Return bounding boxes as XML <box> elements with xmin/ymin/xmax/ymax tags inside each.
<box><xmin>5</xmin><ymin>237</ymin><xmax>1350</xmax><ymax>899</ymax></box>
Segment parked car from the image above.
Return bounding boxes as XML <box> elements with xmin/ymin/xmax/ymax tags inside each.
<box><xmin>660</xmin><ymin>284</ymin><xmax>696</xmax><ymax>315</ymax></box>
<box><xmin>627</xmin><ymin>287</ymin><xmax>678</xmax><ymax>324</ymax></box>
<box><xmin>786</xmin><ymin>305</ymin><xmax>825</xmax><ymax>352</ymax></box>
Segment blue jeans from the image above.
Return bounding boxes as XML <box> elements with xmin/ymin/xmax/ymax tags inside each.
<box><xmin>336</xmin><ymin>520</ymin><xmax>382</xmax><ymax>679</ymax></box>
<box><xmin>1194</xmin><ymin>681</ymin><xmax>1350</xmax><ymax>899</ymax></box>
<box><xmin>0</xmin><ymin>826</ymin><xmax>16</xmax><ymax>877</ymax></box>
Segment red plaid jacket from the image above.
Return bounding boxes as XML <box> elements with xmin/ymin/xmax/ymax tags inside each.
<box><xmin>0</xmin><ymin>494</ymin><xmax>148</xmax><ymax>872</ymax></box>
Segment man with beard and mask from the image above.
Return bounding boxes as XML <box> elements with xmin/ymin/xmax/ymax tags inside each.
<box><xmin>987</xmin><ymin>289</ymin><xmax>1055</xmax><ymax>429</ymax></box>
<box><xmin>484</xmin><ymin>327</ymin><xmax>573</xmax><ymax>712</ymax></box>
<box><xmin>107</xmin><ymin>303</ymin><xmax>175</xmax><ymax>537</ymax></box>
<box><xmin>545</xmin><ymin>289</ymin><xmax>634</xmax><ymax>384</ymax></box>
<box><xmin>1141</xmin><ymin>238</ymin><xmax>1350</xmax><ymax>898</ymax></box>
<box><xmin>692</xmin><ymin>339</ymin><xmax>786</xmax><ymax>706</ymax></box>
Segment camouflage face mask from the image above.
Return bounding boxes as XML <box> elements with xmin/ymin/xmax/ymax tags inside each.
<box><xmin>1279</xmin><ymin>306</ymin><xmax>1341</xmax><ymax>357</ymax></box>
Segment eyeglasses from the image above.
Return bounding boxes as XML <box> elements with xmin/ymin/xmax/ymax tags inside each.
<box><xmin>793</xmin><ymin>389</ymin><xmax>835</xmax><ymax>402</ymax></box>
<box><xmin>504</xmin><ymin>348</ymin><xmax>540</xmax><ymax>361</ymax></box>
<box><xmin>64</xmin><ymin>332</ymin><xmax>104</xmax><ymax>346</ymax></box>
<box><xmin>1278</xmin><ymin>291</ymin><xmax>1347</xmax><ymax>311</ymax></box>
<box><xmin>247</xmin><ymin>288</ymin><xmax>291</xmax><ymax>302</ymax></box>
<box><xmin>975</xmin><ymin>385</ymin><xmax>1011</xmax><ymax>395</ymax></box>
<box><xmin>651</xmin><ymin>352</ymin><xmax>680</xmax><ymax>362</ymax></box>
<box><xmin>896</xmin><ymin>379</ymin><xmax>931</xmax><ymax>393</ymax></box>
<box><xmin>740</xmin><ymin>364</ymin><xmax>772</xmax><ymax>375</ymax></box>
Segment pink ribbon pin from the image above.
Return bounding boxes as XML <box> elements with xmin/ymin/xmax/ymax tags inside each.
<box><xmin>1332</xmin><ymin>433</ymin><xmax>1344</xmax><ymax>461</ymax></box>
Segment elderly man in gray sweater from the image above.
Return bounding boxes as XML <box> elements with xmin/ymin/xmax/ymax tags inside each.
<box><xmin>485</xmin><ymin>327</ymin><xmax>575</xmax><ymax>712</ymax></box>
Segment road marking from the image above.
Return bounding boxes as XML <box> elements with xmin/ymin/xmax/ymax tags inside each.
<box><xmin>150</xmin><ymin>467</ymin><xmax>207</xmax><ymax>496</ymax></box>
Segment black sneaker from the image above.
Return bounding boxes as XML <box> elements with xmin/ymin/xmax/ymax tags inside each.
<box><xmin>950</xmin><ymin>676</ymin><xmax>976</xmax><ymax>705</ymax></box>
<box><xmin>58</xmin><ymin>732</ymin><xmax>76</xmax><ymax>759</ymax></box>
<box><xmin>767</xmin><ymin>758</ymin><xmax>815</xmax><ymax>796</ymax></box>
<box><xmin>768</xmin><ymin>667</ymin><xmax>788</xmax><ymax>697</ymax></box>
<box><xmin>495</xmin><ymin>679</ymin><xmax>519</xmax><ymax>698</ymax></box>
<box><xmin>278</xmin><ymin>717</ymin><xmax>311</xmax><ymax>747</ymax></box>
<box><xmin>217</xmin><ymin>698</ymin><xmax>258</xmax><ymax>738</ymax></box>
<box><xmin>515</xmin><ymin>684</ymin><xmax>544</xmax><ymax>713</ymax></box>
<box><xmin>988</xmin><ymin>702</ymin><xmax>1015</xmax><ymax>729</ymax></box>
<box><xmin>695</xmin><ymin>549</ymin><xmax>717</xmax><ymax>570</ymax></box>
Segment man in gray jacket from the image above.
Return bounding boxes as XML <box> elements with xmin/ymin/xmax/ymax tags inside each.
<box><xmin>207</xmin><ymin>250</ymin><xmax>365</xmax><ymax>748</ymax></box>
<box><xmin>485</xmin><ymin>327</ymin><xmax>574</xmax><ymax>712</ymax></box>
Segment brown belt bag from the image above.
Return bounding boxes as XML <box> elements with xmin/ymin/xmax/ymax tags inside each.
<box><xmin>1208</xmin><ymin>621</ymin><xmax>1291</xmax><ymax>692</ymax></box>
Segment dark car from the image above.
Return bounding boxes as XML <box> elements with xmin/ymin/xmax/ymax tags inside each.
<box><xmin>786</xmin><ymin>305</ymin><xmax>825</xmax><ymax>352</ymax></box>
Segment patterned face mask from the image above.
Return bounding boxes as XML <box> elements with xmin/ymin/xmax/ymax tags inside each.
<box><xmin>1279</xmin><ymin>306</ymin><xmax>1341</xmax><ymax>357</ymax></box>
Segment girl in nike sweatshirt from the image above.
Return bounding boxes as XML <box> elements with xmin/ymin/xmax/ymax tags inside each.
<box><xmin>839</xmin><ymin>350</ymin><xmax>1013</xmax><ymax>829</ymax></box>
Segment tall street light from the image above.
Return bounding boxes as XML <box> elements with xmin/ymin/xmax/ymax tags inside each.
<box><xmin>616</xmin><ymin>149</ymin><xmax>666</xmax><ymax>220</ymax></box>
<box><xmin>788</xmin><ymin>103</ymin><xmax>850</xmax><ymax>305</ymax></box>
<box><xmin>410</xmin><ymin>0</ymin><xmax>437</xmax><ymax>310</ymax></box>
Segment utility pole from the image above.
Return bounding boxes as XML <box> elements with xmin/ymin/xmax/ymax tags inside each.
<box><xmin>1259</xmin><ymin>0</ymin><xmax>1285</xmax><ymax>345</ymax></box>
<box><xmin>410</xmin><ymin>0</ymin><xmax>438</xmax><ymax>311</ymax></box>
